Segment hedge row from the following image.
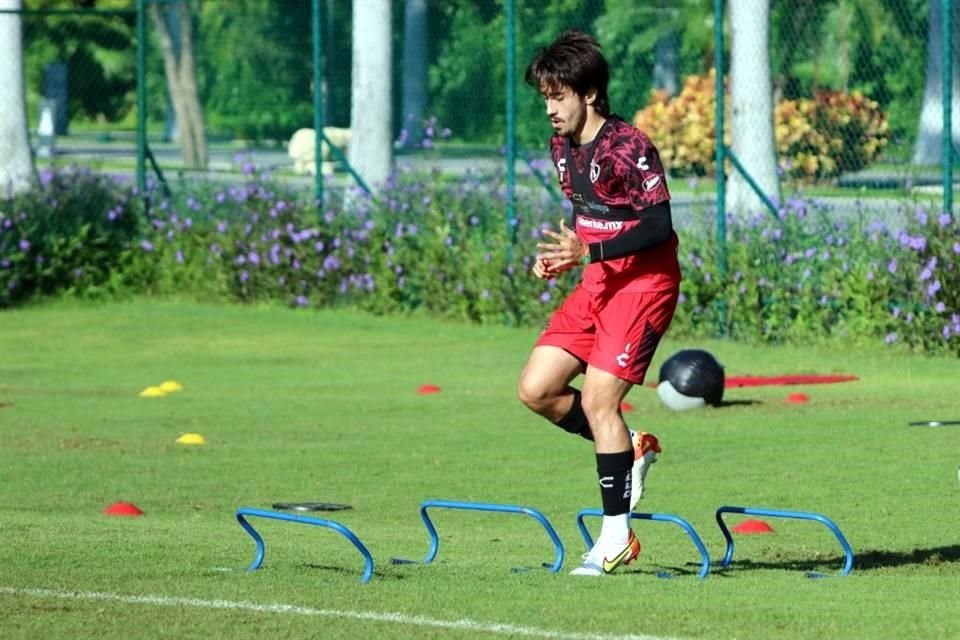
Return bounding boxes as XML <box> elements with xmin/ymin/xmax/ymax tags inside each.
<box><xmin>1</xmin><ymin>167</ymin><xmax>956</xmax><ymax>355</ymax></box>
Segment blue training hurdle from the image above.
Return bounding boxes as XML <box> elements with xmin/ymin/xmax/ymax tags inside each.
<box><xmin>715</xmin><ymin>505</ymin><xmax>855</xmax><ymax>577</ymax></box>
<box><xmin>390</xmin><ymin>499</ymin><xmax>565</xmax><ymax>573</ymax></box>
<box><xmin>576</xmin><ymin>508</ymin><xmax>712</xmax><ymax>579</ymax></box>
<box><xmin>235</xmin><ymin>507</ymin><xmax>375</xmax><ymax>583</ymax></box>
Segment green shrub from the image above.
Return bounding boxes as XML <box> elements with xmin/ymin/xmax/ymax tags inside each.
<box><xmin>3</xmin><ymin>167</ymin><xmax>958</xmax><ymax>356</ymax></box>
<box><xmin>0</xmin><ymin>167</ymin><xmax>142</xmax><ymax>306</ymax></box>
<box><xmin>880</xmin><ymin>207</ymin><xmax>960</xmax><ymax>353</ymax></box>
<box><xmin>126</xmin><ymin>163</ymin><xmax>562</xmax><ymax>326</ymax></box>
<box><xmin>776</xmin><ymin>91</ymin><xmax>889</xmax><ymax>180</ymax></box>
<box><xmin>633</xmin><ymin>73</ymin><xmax>720</xmax><ymax>179</ymax></box>
<box><xmin>673</xmin><ymin>199</ymin><xmax>959</xmax><ymax>355</ymax></box>
<box><xmin>633</xmin><ymin>73</ymin><xmax>889</xmax><ymax>181</ymax></box>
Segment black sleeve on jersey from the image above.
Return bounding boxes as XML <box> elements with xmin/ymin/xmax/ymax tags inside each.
<box><xmin>587</xmin><ymin>201</ymin><xmax>673</xmax><ymax>262</ymax></box>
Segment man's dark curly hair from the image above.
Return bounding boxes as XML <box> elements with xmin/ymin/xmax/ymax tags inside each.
<box><xmin>524</xmin><ymin>30</ymin><xmax>610</xmax><ymax>117</ymax></box>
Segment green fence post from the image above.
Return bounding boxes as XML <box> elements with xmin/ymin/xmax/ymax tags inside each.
<box><xmin>713</xmin><ymin>0</ymin><xmax>728</xmax><ymax>336</ymax></box>
<box><xmin>713</xmin><ymin>0</ymin><xmax>726</xmax><ymax>280</ymax></box>
<box><xmin>136</xmin><ymin>0</ymin><xmax>146</xmax><ymax>195</ymax></box>
<box><xmin>944</xmin><ymin>0</ymin><xmax>953</xmax><ymax>214</ymax></box>
<box><xmin>312</xmin><ymin>0</ymin><xmax>324</xmax><ymax>209</ymax></box>
<box><xmin>505</xmin><ymin>0</ymin><xmax>517</xmax><ymax>250</ymax></box>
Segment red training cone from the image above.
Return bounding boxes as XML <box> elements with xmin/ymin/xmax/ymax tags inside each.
<box><xmin>417</xmin><ymin>384</ymin><xmax>442</xmax><ymax>395</ymax></box>
<box><xmin>785</xmin><ymin>392</ymin><xmax>809</xmax><ymax>404</ymax></box>
<box><xmin>731</xmin><ymin>518</ymin><xmax>774</xmax><ymax>534</ymax></box>
<box><xmin>103</xmin><ymin>501</ymin><xmax>145</xmax><ymax>517</ymax></box>
<box><xmin>620</xmin><ymin>401</ymin><xmax>635</xmax><ymax>412</ymax></box>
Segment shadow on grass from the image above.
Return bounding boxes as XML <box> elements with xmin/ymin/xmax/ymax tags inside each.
<box><xmin>641</xmin><ymin>564</ymin><xmax>709</xmax><ymax>579</ymax></box>
<box><xmin>304</xmin><ymin>562</ymin><xmax>406</xmax><ymax>581</ymax></box>
<box><xmin>854</xmin><ymin>545</ymin><xmax>960</xmax><ymax>570</ymax></box>
<box><xmin>718</xmin><ymin>399</ymin><xmax>762</xmax><ymax>407</ymax></box>
<box><xmin>713</xmin><ymin>544</ymin><xmax>960</xmax><ymax>575</ymax></box>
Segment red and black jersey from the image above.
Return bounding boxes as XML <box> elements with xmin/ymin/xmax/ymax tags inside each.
<box><xmin>550</xmin><ymin>116</ymin><xmax>681</xmax><ymax>293</ymax></box>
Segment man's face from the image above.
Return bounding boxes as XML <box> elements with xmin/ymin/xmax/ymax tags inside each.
<box><xmin>541</xmin><ymin>83</ymin><xmax>588</xmax><ymax>138</ymax></box>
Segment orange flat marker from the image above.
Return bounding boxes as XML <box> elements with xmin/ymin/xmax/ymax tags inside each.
<box><xmin>103</xmin><ymin>502</ymin><xmax>145</xmax><ymax>517</ymax></box>
<box><xmin>732</xmin><ymin>519</ymin><xmax>774</xmax><ymax>534</ymax></box>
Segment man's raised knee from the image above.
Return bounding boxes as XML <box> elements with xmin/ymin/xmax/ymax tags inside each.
<box><xmin>517</xmin><ymin>376</ymin><xmax>550</xmax><ymax>413</ymax></box>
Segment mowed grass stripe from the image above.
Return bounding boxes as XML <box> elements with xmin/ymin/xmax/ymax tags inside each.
<box><xmin>1</xmin><ymin>301</ymin><xmax>959</xmax><ymax>640</ymax></box>
<box><xmin>0</xmin><ymin>586</ymin><xmax>677</xmax><ymax>640</ymax></box>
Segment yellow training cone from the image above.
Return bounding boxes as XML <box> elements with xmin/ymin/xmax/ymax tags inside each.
<box><xmin>176</xmin><ymin>433</ymin><xmax>207</xmax><ymax>445</ymax></box>
<box><xmin>159</xmin><ymin>380</ymin><xmax>184</xmax><ymax>393</ymax></box>
<box><xmin>139</xmin><ymin>386</ymin><xmax>167</xmax><ymax>398</ymax></box>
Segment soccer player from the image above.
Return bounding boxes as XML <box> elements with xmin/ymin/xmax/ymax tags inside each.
<box><xmin>517</xmin><ymin>31</ymin><xmax>681</xmax><ymax>576</ymax></box>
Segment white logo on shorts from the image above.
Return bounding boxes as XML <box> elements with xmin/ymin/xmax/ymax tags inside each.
<box><xmin>616</xmin><ymin>342</ymin><xmax>632</xmax><ymax>367</ymax></box>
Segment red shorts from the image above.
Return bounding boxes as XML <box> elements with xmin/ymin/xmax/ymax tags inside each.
<box><xmin>535</xmin><ymin>285</ymin><xmax>679</xmax><ymax>384</ymax></box>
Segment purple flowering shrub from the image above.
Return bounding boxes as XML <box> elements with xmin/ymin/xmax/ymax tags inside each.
<box><xmin>129</xmin><ymin>177</ymin><xmax>374</xmax><ymax>306</ymax></box>
<box><xmin>673</xmin><ymin>198</ymin><xmax>960</xmax><ymax>355</ymax></box>
<box><xmin>880</xmin><ymin>207</ymin><xmax>960</xmax><ymax>353</ymax></box>
<box><xmin>5</xmin><ymin>165</ymin><xmax>956</xmax><ymax>356</ymax></box>
<box><xmin>358</xmin><ymin>165</ymin><xmax>558</xmax><ymax>324</ymax></box>
<box><xmin>0</xmin><ymin>167</ymin><xmax>141</xmax><ymax>306</ymax></box>
<box><xmin>126</xmin><ymin>163</ymin><xmax>560</xmax><ymax>322</ymax></box>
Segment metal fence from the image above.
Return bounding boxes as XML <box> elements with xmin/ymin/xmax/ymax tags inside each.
<box><xmin>15</xmin><ymin>6</ymin><xmax>138</xmax><ymax>161</ymax></box>
<box><xmin>8</xmin><ymin>0</ymin><xmax>958</xmax><ymax>218</ymax></box>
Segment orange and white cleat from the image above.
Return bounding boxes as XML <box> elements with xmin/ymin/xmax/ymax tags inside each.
<box><xmin>570</xmin><ymin>529</ymin><xmax>642</xmax><ymax>576</ymax></box>
<box><xmin>629</xmin><ymin>431</ymin><xmax>661</xmax><ymax>510</ymax></box>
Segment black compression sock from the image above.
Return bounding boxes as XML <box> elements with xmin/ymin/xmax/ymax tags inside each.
<box><xmin>596</xmin><ymin>450</ymin><xmax>633</xmax><ymax>515</ymax></box>
<box><xmin>553</xmin><ymin>388</ymin><xmax>593</xmax><ymax>441</ymax></box>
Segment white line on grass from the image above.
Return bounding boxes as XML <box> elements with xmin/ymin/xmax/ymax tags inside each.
<box><xmin>1</xmin><ymin>585</ymin><xmax>676</xmax><ymax>640</ymax></box>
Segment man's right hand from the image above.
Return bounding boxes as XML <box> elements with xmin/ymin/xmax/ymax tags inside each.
<box><xmin>532</xmin><ymin>256</ymin><xmax>556</xmax><ymax>279</ymax></box>
<box><xmin>532</xmin><ymin>256</ymin><xmax>575</xmax><ymax>279</ymax></box>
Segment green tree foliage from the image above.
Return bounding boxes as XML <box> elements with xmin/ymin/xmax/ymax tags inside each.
<box><xmin>428</xmin><ymin>0</ymin><xmax>717</xmax><ymax>148</ymax></box>
<box><xmin>594</xmin><ymin>1</ymin><xmax>714</xmax><ymax>130</ymax></box>
<box><xmin>771</xmin><ymin>0</ymin><xmax>927</xmax><ymax>153</ymax></box>
<box><xmin>429</xmin><ymin>2</ymin><xmax>504</xmax><ymax>144</ymax></box>
<box><xmin>198</xmin><ymin>0</ymin><xmax>313</xmax><ymax>140</ymax></box>
<box><xmin>13</xmin><ymin>0</ymin><xmax>937</xmax><ymax>161</ymax></box>
<box><xmin>22</xmin><ymin>5</ymin><xmax>136</xmax><ymax>124</ymax></box>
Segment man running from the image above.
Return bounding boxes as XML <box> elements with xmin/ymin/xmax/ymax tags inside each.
<box><xmin>518</xmin><ymin>30</ymin><xmax>682</xmax><ymax>576</ymax></box>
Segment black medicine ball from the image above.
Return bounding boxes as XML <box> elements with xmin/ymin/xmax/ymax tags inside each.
<box><xmin>657</xmin><ymin>349</ymin><xmax>725</xmax><ymax>410</ymax></box>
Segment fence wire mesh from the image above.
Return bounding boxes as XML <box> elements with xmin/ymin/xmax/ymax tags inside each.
<box><xmin>18</xmin><ymin>7</ymin><xmax>137</xmax><ymax>160</ymax></box>
<box><xmin>3</xmin><ymin>0</ymin><xmax>960</xmax><ymax>351</ymax></box>
<box><xmin>8</xmin><ymin>0</ymin><xmax>957</xmax><ymax>197</ymax></box>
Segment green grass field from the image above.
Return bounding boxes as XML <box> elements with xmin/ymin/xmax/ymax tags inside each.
<box><xmin>1</xmin><ymin>301</ymin><xmax>958</xmax><ymax>639</ymax></box>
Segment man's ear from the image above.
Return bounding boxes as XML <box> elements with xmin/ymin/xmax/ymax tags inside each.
<box><xmin>584</xmin><ymin>88</ymin><xmax>598</xmax><ymax>106</ymax></box>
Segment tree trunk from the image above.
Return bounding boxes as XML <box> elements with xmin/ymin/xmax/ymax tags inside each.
<box><xmin>653</xmin><ymin>31</ymin><xmax>679</xmax><ymax>97</ymax></box>
<box><xmin>913</xmin><ymin>0</ymin><xmax>960</xmax><ymax>165</ymax></box>
<box><xmin>150</xmin><ymin>1</ymin><xmax>208</xmax><ymax>169</ymax></box>
<box><xmin>400</xmin><ymin>0</ymin><xmax>428</xmax><ymax>147</ymax></box>
<box><xmin>349</xmin><ymin>0</ymin><xmax>393</xmax><ymax>188</ymax></box>
<box><xmin>162</xmin><ymin>3</ymin><xmax>181</xmax><ymax>143</ymax></box>
<box><xmin>0</xmin><ymin>0</ymin><xmax>36</xmax><ymax>198</ymax></box>
<box><xmin>726</xmin><ymin>0</ymin><xmax>780</xmax><ymax>215</ymax></box>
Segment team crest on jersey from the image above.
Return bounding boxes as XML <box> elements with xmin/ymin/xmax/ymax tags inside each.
<box><xmin>590</xmin><ymin>160</ymin><xmax>600</xmax><ymax>183</ymax></box>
